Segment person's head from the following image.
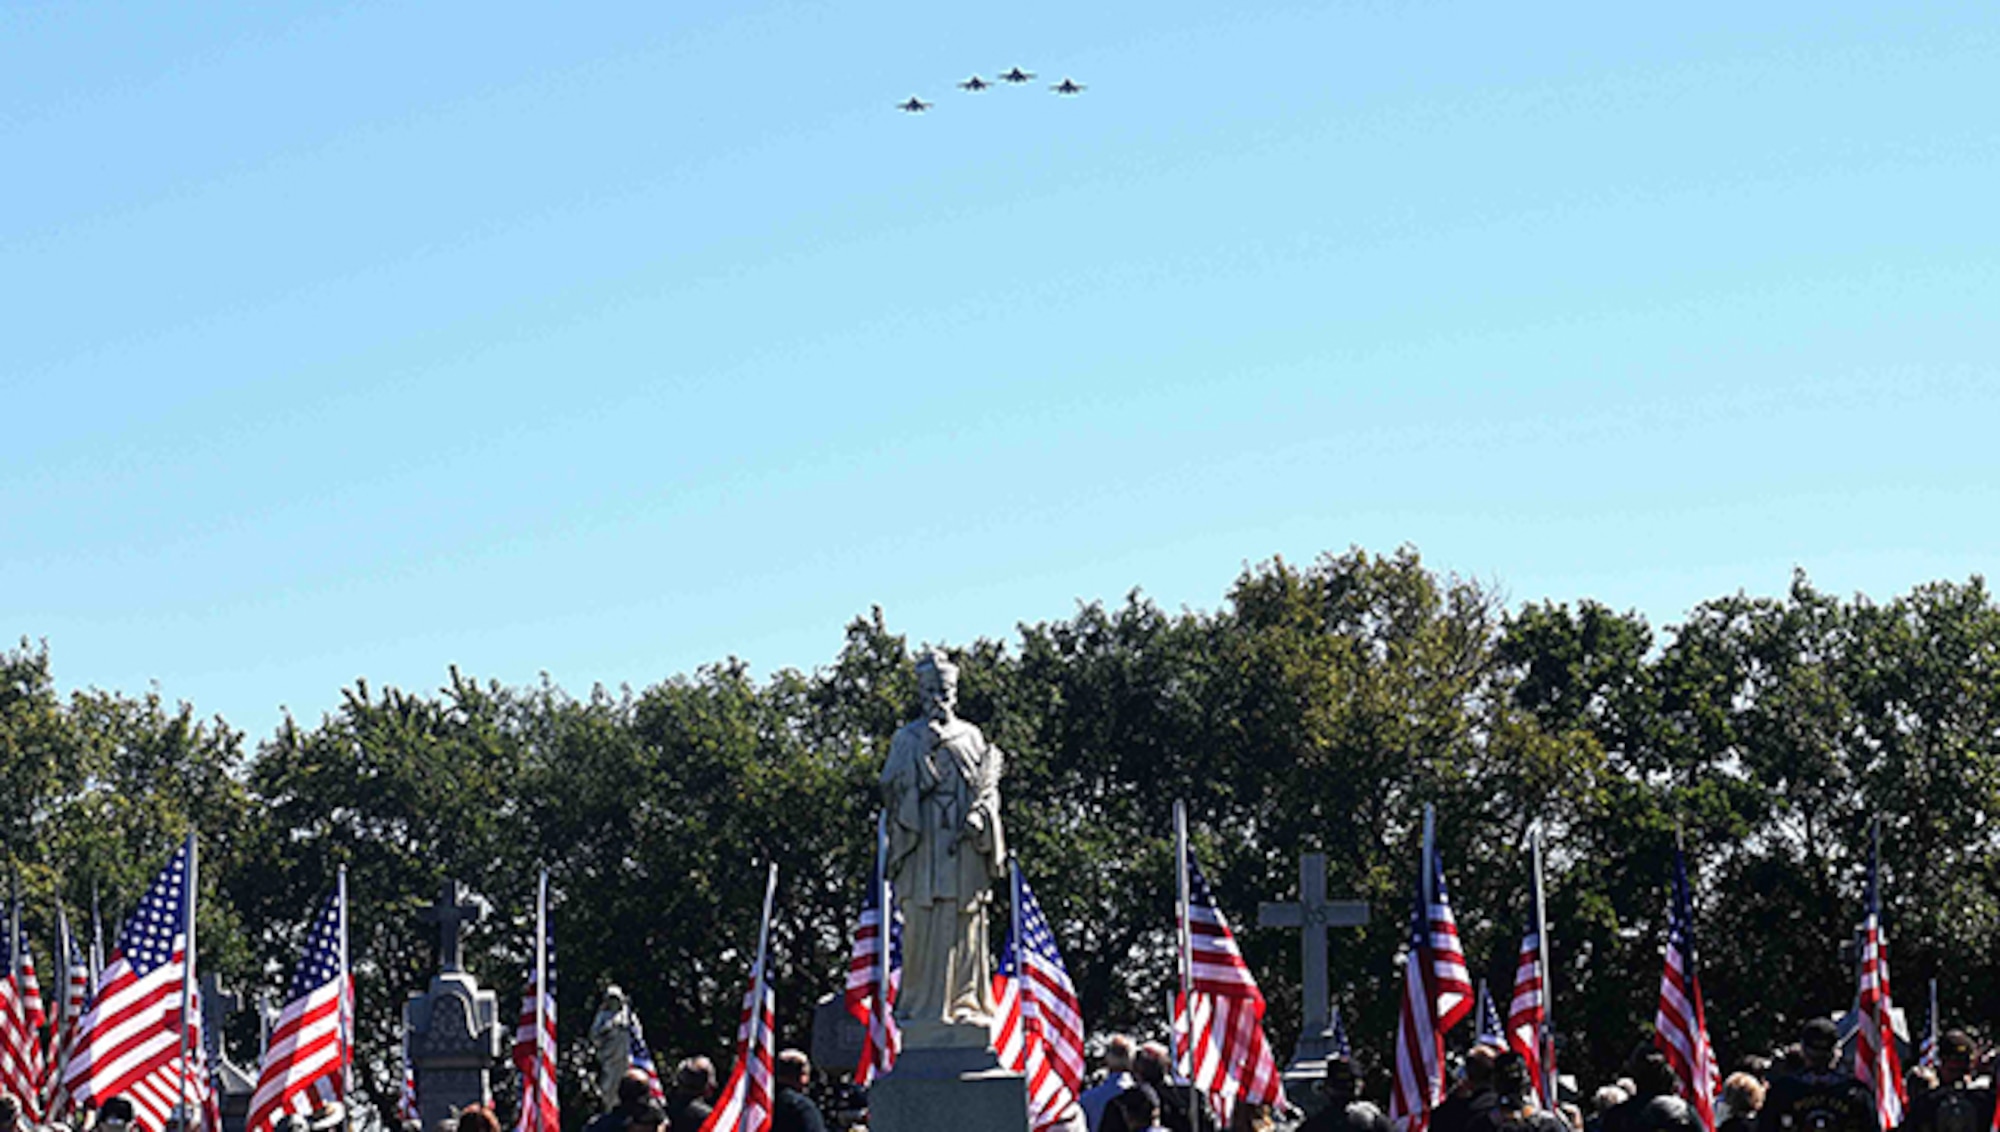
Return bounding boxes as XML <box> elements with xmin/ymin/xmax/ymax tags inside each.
<box><xmin>775</xmin><ymin>1049</ymin><xmax>811</xmax><ymax>1090</ymax></box>
<box><xmin>1101</xmin><ymin>1034</ymin><xmax>1136</xmax><ymax>1075</ymax></box>
<box><xmin>1229</xmin><ymin>1102</ymin><xmax>1275</xmax><ymax>1132</ymax></box>
<box><xmin>1799</xmin><ymin>1019</ymin><xmax>1839</xmax><ymax>1071</ymax></box>
<box><xmin>916</xmin><ymin>650</ymin><xmax>960</xmax><ymax>721</ymax></box>
<box><xmin>0</xmin><ymin>1095</ymin><xmax>20</xmax><ymax>1132</ymax></box>
<box><xmin>1592</xmin><ymin>1086</ymin><xmax>1630</xmax><ymax>1115</ymax></box>
<box><xmin>1939</xmin><ymin>1030</ymin><xmax>1976</xmax><ymax>1085</ymax></box>
<box><xmin>1134</xmin><ymin>1042</ymin><xmax>1173</xmax><ymax>1088</ymax></box>
<box><xmin>453</xmin><ymin>1107</ymin><xmax>501</xmax><ymax>1132</ymax></box>
<box><xmin>1463</xmin><ymin>1045</ymin><xmax>1498</xmax><ymax>1090</ymax></box>
<box><xmin>617</xmin><ymin>1072</ymin><xmax>652</xmax><ymax>1113</ymax></box>
<box><xmin>628</xmin><ymin>1104</ymin><xmax>665</xmax><ymax>1132</ymax></box>
<box><xmin>1323</xmin><ymin>1057</ymin><xmax>1361</xmax><ymax>1103</ymax></box>
<box><xmin>1625</xmin><ymin>1044</ymin><xmax>1677</xmax><ymax>1099</ymax></box>
<box><xmin>1492</xmin><ymin>1051</ymin><xmax>1533</xmax><ymax>1104</ymax></box>
<box><xmin>1721</xmin><ymin>1073</ymin><xmax>1765</xmax><ymax>1117</ymax></box>
<box><xmin>674</xmin><ymin>1057</ymin><xmax>717</xmax><ymax>1100</ymax></box>
<box><xmin>1735</xmin><ymin>1055</ymin><xmax>1771</xmax><ymax>1084</ymax></box>
<box><xmin>1116</xmin><ymin>1084</ymin><xmax>1161</xmax><ymax>1129</ymax></box>
<box><xmin>100</xmin><ymin>1097</ymin><xmax>138</xmax><ymax>1132</ymax></box>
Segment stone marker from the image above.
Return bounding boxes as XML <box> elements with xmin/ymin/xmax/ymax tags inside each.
<box><xmin>200</xmin><ymin>972</ymin><xmax>257</xmax><ymax>1132</ymax></box>
<box><xmin>404</xmin><ymin>879</ymin><xmax>505</xmax><ymax>1128</ymax></box>
<box><xmin>1257</xmin><ymin>852</ymin><xmax>1369</xmax><ymax>1110</ymax></box>
<box><xmin>810</xmin><ymin>993</ymin><xmax>865</xmax><ymax>1078</ymax></box>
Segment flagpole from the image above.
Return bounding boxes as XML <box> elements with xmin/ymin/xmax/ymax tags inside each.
<box><xmin>752</xmin><ymin>862</ymin><xmax>779</xmax><ymax>1056</ymax></box>
<box><xmin>1531</xmin><ymin>823</ymin><xmax>1556</xmax><ymax>1110</ymax></box>
<box><xmin>1421</xmin><ymin>805</ymin><xmax>1436</xmax><ymax>918</ymax></box>
<box><xmin>178</xmin><ymin>832</ymin><xmax>199</xmax><ymax>1131</ymax></box>
<box><xmin>1174</xmin><ymin>800</ymin><xmax>1195</xmax><ymax>1126</ymax></box>
<box><xmin>338</xmin><ymin>865</ymin><xmax>352</xmax><ymax>1112</ymax></box>
<box><xmin>89</xmin><ymin>883</ymin><xmax>103</xmax><ymax>992</ymax></box>
<box><xmin>1010</xmin><ymin>857</ymin><xmax>1025</xmax><ymax>997</ymax></box>
<box><xmin>533</xmin><ymin>867</ymin><xmax>549</xmax><ymax>1132</ymax></box>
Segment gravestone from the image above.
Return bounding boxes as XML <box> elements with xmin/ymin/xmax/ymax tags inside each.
<box><xmin>404</xmin><ymin>879</ymin><xmax>505</xmax><ymax>1128</ymax></box>
<box><xmin>810</xmin><ymin>993</ymin><xmax>866</xmax><ymax>1078</ymax></box>
<box><xmin>1257</xmin><ymin>853</ymin><xmax>1369</xmax><ymax>1110</ymax></box>
<box><xmin>201</xmin><ymin>972</ymin><xmax>257</xmax><ymax>1132</ymax></box>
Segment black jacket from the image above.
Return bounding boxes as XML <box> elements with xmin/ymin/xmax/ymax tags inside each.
<box><xmin>770</xmin><ymin>1085</ymin><xmax>827</xmax><ymax>1132</ymax></box>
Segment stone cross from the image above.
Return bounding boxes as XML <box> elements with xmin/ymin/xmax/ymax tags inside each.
<box><xmin>1257</xmin><ymin>852</ymin><xmax>1369</xmax><ymax>1067</ymax></box>
<box><xmin>417</xmin><ymin>878</ymin><xmax>485</xmax><ymax>973</ymax></box>
<box><xmin>199</xmin><ymin>971</ymin><xmax>242</xmax><ymax>1068</ymax></box>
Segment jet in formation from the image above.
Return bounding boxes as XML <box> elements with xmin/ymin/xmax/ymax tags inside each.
<box><xmin>1051</xmin><ymin>77</ymin><xmax>1085</xmax><ymax>95</ymax></box>
<box><xmin>997</xmin><ymin>67</ymin><xmax>1036</xmax><ymax>84</ymax></box>
<box><xmin>898</xmin><ymin>96</ymin><xmax>932</xmax><ymax>112</ymax></box>
<box><xmin>958</xmin><ymin>75</ymin><xmax>991</xmax><ymax>91</ymax></box>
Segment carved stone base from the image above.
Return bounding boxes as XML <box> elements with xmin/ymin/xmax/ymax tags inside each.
<box><xmin>868</xmin><ymin>1047</ymin><xmax>1029</xmax><ymax>1132</ymax></box>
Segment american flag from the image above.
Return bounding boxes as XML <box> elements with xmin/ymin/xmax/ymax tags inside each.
<box><xmin>63</xmin><ymin>837</ymin><xmax>211</xmax><ymax>1132</ymax></box>
<box><xmin>1474</xmin><ymin>981</ymin><xmax>1503</xmax><ymax>1049</ymax></box>
<box><xmin>513</xmin><ymin>870</ymin><xmax>558</xmax><ymax>1132</ymax></box>
<box><xmin>701</xmin><ymin>864</ymin><xmax>778</xmax><ymax>1132</ymax></box>
<box><xmin>842</xmin><ymin>821</ymin><xmax>901</xmax><ymax>1087</ymax></box>
<box><xmin>1175</xmin><ymin>833</ymin><xmax>1283</xmax><ymax>1122</ymax></box>
<box><xmin>3</xmin><ymin>891</ymin><xmax>46</xmax><ymax>1122</ymax></box>
<box><xmin>41</xmin><ymin>901</ymin><xmax>94</xmax><ymax>1119</ymax></box>
<box><xmin>1917</xmin><ymin>980</ymin><xmax>1938</xmax><ymax>1072</ymax></box>
<box><xmin>1854</xmin><ymin>833</ymin><xmax>1905</xmax><ymax>1132</ymax></box>
<box><xmin>1506</xmin><ymin>913</ymin><xmax>1554</xmax><ymax>1111</ymax></box>
<box><xmin>1389</xmin><ymin>822</ymin><xmax>1473</xmax><ymax>1132</ymax></box>
<box><xmin>1328</xmin><ymin>1005</ymin><xmax>1352</xmax><ymax>1061</ymax></box>
<box><xmin>1652</xmin><ymin>850</ymin><xmax>1718</xmax><ymax>1132</ymax></box>
<box><xmin>628</xmin><ymin>1013</ymin><xmax>665</xmax><ymax>1104</ymax></box>
<box><xmin>397</xmin><ymin>1040</ymin><xmax>419</xmax><ymax>1124</ymax></box>
<box><xmin>992</xmin><ymin>866</ymin><xmax>1084</xmax><ymax>1132</ymax></box>
<box><xmin>247</xmin><ymin>881</ymin><xmax>351</xmax><ymax>1132</ymax></box>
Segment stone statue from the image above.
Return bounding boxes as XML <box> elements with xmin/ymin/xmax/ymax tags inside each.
<box><xmin>881</xmin><ymin>649</ymin><xmax>1007</xmax><ymax>1048</ymax></box>
<box><xmin>588</xmin><ymin>985</ymin><xmax>634</xmax><ymax>1111</ymax></box>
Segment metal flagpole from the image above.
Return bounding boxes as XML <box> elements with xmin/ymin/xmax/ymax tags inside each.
<box><xmin>178</xmin><ymin>832</ymin><xmax>199</xmax><ymax>1132</ymax></box>
<box><xmin>338</xmin><ymin>865</ymin><xmax>353</xmax><ymax>1115</ymax></box>
<box><xmin>1174</xmin><ymin>800</ymin><xmax>1197</xmax><ymax>1127</ymax></box>
<box><xmin>533</xmin><ymin>868</ymin><xmax>549</xmax><ymax>1132</ymax></box>
<box><xmin>89</xmin><ymin>883</ymin><xmax>104</xmax><ymax>992</ymax></box>
<box><xmin>1531</xmin><ymin>824</ymin><xmax>1556</xmax><ymax>1111</ymax></box>
<box><xmin>1010</xmin><ymin>858</ymin><xmax>1025</xmax><ymax>1006</ymax></box>
<box><xmin>751</xmin><ymin>863</ymin><xmax>779</xmax><ymax>1064</ymax></box>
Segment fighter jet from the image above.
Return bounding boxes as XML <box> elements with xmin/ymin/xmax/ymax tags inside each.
<box><xmin>996</xmin><ymin>67</ymin><xmax>1036</xmax><ymax>84</ymax></box>
<box><xmin>1050</xmin><ymin>77</ymin><xmax>1086</xmax><ymax>95</ymax></box>
<box><xmin>958</xmin><ymin>75</ymin><xmax>991</xmax><ymax>91</ymax></box>
<box><xmin>897</xmin><ymin>96</ymin><xmax>932</xmax><ymax>113</ymax></box>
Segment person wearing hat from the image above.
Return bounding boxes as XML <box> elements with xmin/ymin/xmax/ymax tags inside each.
<box><xmin>1299</xmin><ymin>1056</ymin><xmax>1391</xmax><ymax>1132</ymax></box>
<box><xmin>1755</xmin><ymin>1019</ymin><xmax>1873</xmax><ymax>1132</ymax></box>
<box><xmin>1900</xmin><ymin>1031</ymin><xmax>1994</xmax><ymax>1132</ymax></box>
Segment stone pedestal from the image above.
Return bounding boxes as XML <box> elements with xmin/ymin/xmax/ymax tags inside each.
<box><xmin>867</xmin><ymin>1046</ymin><xmax>1029</xmax><ymax>1132</ymax></box>
<box><xmin>406</xmin><ymin>971</ymin><xmax>504</xmax><ymax>1126</ymax></box>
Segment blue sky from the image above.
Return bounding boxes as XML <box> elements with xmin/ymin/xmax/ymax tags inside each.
<box><xmin>6</xmin><ymin>2</ymin><xmax>1996</xmax><ymax>741</ymax></box>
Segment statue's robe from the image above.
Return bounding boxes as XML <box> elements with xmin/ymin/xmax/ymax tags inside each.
<box><xmin>880</xmin><ymin>715</ymin><xmax>1006</xmax><ymax>1037</ymax></box>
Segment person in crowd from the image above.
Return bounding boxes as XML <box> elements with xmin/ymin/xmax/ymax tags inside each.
<box><xmin>1300</xmin><ymin>1056</ymin><xmax>1391</xmax><ymax>1132</ymax></box>
<box><xmin>1601</xmin><ymin>1045</ymin><xmax>1697</xmax><ymax>1132</ymax></box>
<box><xmin>771</xmin><ymin>1048</ymin><xmax>827</xmax><ymax>1132</ymax></box>
<box><xmin>667</xmin><ymin>1057</ymin><xmax>717</xmax><ymax>1132</ymax></box>
<box><xmin>1434</xmin><ymin>1046</ymin><xmax>1502</xmax><ymax>1132</ymax></box>
<box><xmin>628</xmin><ymin>1103</ymin><xmax>667</xmax><ymax>1132</ymax></box>
<box><xmin>97</xmin><ymin>1098</ymin><xmax>138</xmax><ymax>1132</ymax></box>
<box><xmin>453</xmin><ymin>1105</ymin><xmax>502</xmax><ymax>1132</ymax></box>
<box><xmin>1736</xmin><ymin>1059</ymin><xmax>1773</xmax><ymax>1087</ymax></box>
<box><xmin>1900</xmin><ymin>1031</ymin><xmax>1994</xmax><ymax>1132</ymax></box>
<box><xmin>1227</xmin><ymin>1102</ymin><xmax>1274</xmax><ymax>1132</ymax></box>
<box><xmin>1477</xmin><ymin>1051</ymin><xmax>1567</xmax><ymax>1132</ymax></box>
<box><xmin>0</xmin><ymin>1096</ymin><xmax>21</xmax><ymax>1132</ymax></box>
<box><xmin>1103</xmin><ymin>1043</ymin><xmax>1213</xmax><ymax>1132</ymax></box>
<box><xmin>1586</xmin><ymin>1084</ymin><xmax>1632</xmax><ymax>1132</ymax></box>
<box><xmin>1114</xmin><ymin>1085</ymin><xmax>1168</xmax><ymax>1132</ymax></box>
<box><xmin>1756</xmin><ymin>1019</ymin><xmax>1873</xmax><ymax>1132</ymax></box>
<box><xmin>586</xmin><ymin>1073</ymin><xmax>656</xmax><ymax>1132</ymax></box>
<box><xmin>1717</xmin><ymin>1072</ymin><xmax>1766</xmax><ymax>1132</ymax></box>
<box><xmin>1081</xmin><ymin>1036</ymin><xmax>1139</xmax><ymax>1132</ymax></box>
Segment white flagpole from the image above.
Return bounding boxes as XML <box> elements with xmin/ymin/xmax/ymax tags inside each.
<box><xmin>1174</xmin><ymin>800</ymin><xmax>1196</xmax><ymax>1123</ymax></box>
<box><xmin>338</xmin><ymin>865</ymin><xmax>353</xmax><ymax>1109</ymax></box>
<box><xmin>1531</xmin><ymin>824</ymin><xmax>1556</xmax><ymax>1111</ymax></box>
<box><xmin>751</xmin><ymin>863</ymin><xmax>779</xmax><ymax>1059</ymax></box>
<box><xmin>177</xmin><ymin>832</ymin><xmax>199</xmax><ymax>1132</ymax></box>
<box><xmin>532</xmin><ymin>868</ymin><xmax>550</xmax><ymax>1132</ymax></box>
<box><xmin>1421</xmin><ymin>805</ymin><xmax>1436</xmax><ymax>915</ymax></box>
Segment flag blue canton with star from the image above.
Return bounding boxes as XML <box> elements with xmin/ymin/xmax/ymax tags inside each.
<box><xmin>287</xmin><ymin>890</ymin><xmax>344</xmax><ymax>999</ymax></box>
<box><xmin>1328</xmin><ymin>1005</ymin><xmax>1352</xmax><ymax>1060</ymax></box>
<box><xmin>117</xmin><ymin>840</ymin><xmax>191</xmax><ymax>975</ymax></box>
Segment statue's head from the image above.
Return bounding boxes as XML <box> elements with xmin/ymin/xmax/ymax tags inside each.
<box><xmin>600</xmin><ymin>984</ymin><xmax>626</xmax><ymax>1011</ymax></box>
<box><xmin>915</xmin><ymin>649</ymin><xmax>959</xmax><ymax>721</ymax></box>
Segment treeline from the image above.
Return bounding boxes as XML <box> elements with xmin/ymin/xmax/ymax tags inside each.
<box><xmin>4</xmin><ymin>548</ymin><xmax>1999</xmax><ymax>1127</ymax></box>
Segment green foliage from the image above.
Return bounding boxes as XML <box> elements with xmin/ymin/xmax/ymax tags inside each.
<box><xmin>6</xmin><ymin>553</ymin><xmax>2000</xmax><ymax>1128</ymax></box>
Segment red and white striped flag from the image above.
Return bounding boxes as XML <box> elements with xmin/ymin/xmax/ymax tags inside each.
<box><xmin>1173</xmin><ymin>804</ymin><xmax>1283</xmax><ymax>1124</ymax></box>
<box><xmin>702</xmin><ymin>865</ymin><xmax>779</xmax><ymax>1132</ymax></box>
<box><xmin>63</xmin><ymin>836</ymin><xmax>209</xmax><ymax>1132</ymax></box>
<box><xmin>39</xmin><ymin>900</ymin><xmax>92</xmax><ymax>1119</ymax></box>
<box><xmin>843</xmin><ymin>815</ymin><xmax>901</xmax><ymax>1087</ymax></box>
<box><xmin>1390</xmin><ymin>810</ymin><xmax>1474</xmax><ymax>1132</ymax></box>
<box><xmin>1653</xmin><ymin>849</ymin><xmax>1718</xmax><ymax>1132</ymax></box>
<box><xmin>1854</xmin><ymin>828</ymin><xmax>1906</xmax><ymax>1132</ymax></box>
<box><xmin>513</xmin><ymin>870</ymin><xmax>558</xmax><ymax>1132</ymax></box>
<box><xmin>3</xmin><ymin>887</ymin><xmax>46</xmax><ymax>1122</ymax></box>
<box><xmin>1507</xmin><ymin>831</ymin><xmax>1557</xmax><ymax>1113</ymax></box>
<box><xmin>397</xmin><ymin>1041</ymin><xmax>419</xmax><ymax>1124</ymax></box>
<box><xmin>992</xmin><ymin>864</ymin><xmax>1084</xmax><ymax>1131</ymax></box>
<box><xmin>247</xmin><ymin>875</ymin><xmax>351</xmax><ymax>1132</ymax></box>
